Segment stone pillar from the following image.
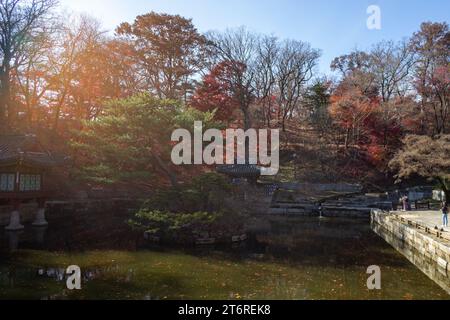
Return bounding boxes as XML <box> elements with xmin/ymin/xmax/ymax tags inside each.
<box><xmin>33</xmin><ymin>226</ymin><xmax>47</xmax><ymax>245</ymax></box>
<box><xmin>6</xmin><ymin>231</ymin><xmax>21</xmax><ymax>251</ymax></box>
<box><xmin>5</xmin><ymin>200</ymin><xmax>24</xmax><ymax>231</ymax></box>
<box><xmin>32</xmin><ymin>198</ymin><xmax>48</xmax><ymax>227</ymax></box>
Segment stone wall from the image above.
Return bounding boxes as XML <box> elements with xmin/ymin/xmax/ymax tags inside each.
<box><xmin>267</xmin><ymin>205</ymin><xmax>372</xmax><ymax>219</ymax></box>
<box><xmin>323</xmin><ymin>207</ymin><xmax>371</xmax><ymax>219</ymax></box>
<box><xmin>279</xmin><ymin>182</ymin><xmax>362</xmax><ymax>193</ymax></box>
<box><xmin>371</xmin><ymin>210</ymin><xmax>450</xmax><ymax>294</ymax></box>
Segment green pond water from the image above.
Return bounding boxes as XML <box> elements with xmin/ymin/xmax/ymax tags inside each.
<box><xmin>0</xmin><ymin>217</ymin><xmax>448</xmax><ymax>300</ymax></box>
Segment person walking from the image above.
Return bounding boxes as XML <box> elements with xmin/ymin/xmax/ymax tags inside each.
<box><xmin>442</xmin><ymin>201</ymin><xmax>449</xmax><ymax>228</ymax></box>
<box><xmin>402</xmin><ymin>195</ymin><xmax>410</xmax><ymax>211</ymax></box>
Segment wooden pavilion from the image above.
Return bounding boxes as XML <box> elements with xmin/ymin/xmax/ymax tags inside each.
<box><xmin>216</xmin><ymin>164</ymin><xmax>262</xmax><ymax>185</ymax></box>
<box><xmin>0</xmin><ymin>134</ymin><xmax>64</xmax><ymax>230</ymax></box>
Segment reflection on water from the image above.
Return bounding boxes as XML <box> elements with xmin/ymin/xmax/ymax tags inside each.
<box><xmin>0</xmin><ymin>216</ymin><xmax>449</xmax><ymax>300</ymax></box>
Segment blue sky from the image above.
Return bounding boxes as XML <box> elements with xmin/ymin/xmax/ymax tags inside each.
<box><xmin>59</xmin><ymin>0</ymin><xmax>450</xmax><ymax>75</ymax></box>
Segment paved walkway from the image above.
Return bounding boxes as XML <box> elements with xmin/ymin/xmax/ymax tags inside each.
<box><xmin>394</xmin><ymin>210</ymin><xmax>449</xmax><ymax>232</ymax></box>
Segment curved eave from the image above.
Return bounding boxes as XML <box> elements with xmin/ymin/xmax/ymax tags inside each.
<box><xmin>0</xmin><ymin>191</ymin><xmax>51</xmax><ymax>199</ymax></box>
<box><xmin>216</xmin><ymin>165</ymin><xmax>262</xmax><ymax>178</ymax></box>
<box><xmin>0</xmin><ymin>157</ymin><xmax>59</xmax><ymax>169</ymax></box>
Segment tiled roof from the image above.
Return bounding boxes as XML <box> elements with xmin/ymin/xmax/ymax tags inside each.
<box><xmin>217</xmin><ymin>164</ymin><xmax>261</xmax><ymax>177</ymax></box>
<box><xmin>0</xmin><ymin>135</ymin><xmax>32</xmax><ymax>154</ymax></box>
<box><xmin>0</xmin><ymin>135</ymin><xmax>64</xmax><ymax>167</ymax></box>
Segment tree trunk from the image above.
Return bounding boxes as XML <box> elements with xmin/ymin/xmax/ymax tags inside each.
<box><xmin>241</xmin><ymin>106</ymin><xmax>252</xmax><ymax>131</ymax></box>
<box><xmin>442</xmin><ymin>184</ymin><xmax>450</xmax><ymax>202</ymax></box>
<box><xmin>438</xmin><ymin>177</ymin><xmax>449</xmax><ymax>201</ymax></box>
<box><xmin>153</xmin><ymin>154</ymin><xmax>178</xmax><ymax>187</ymax></box>
<box><xmin>344</xmin><ymin>128</ymin><xmax>350</xmax><ymax>150</ymax></box>
<box><xmin>53</xmin><ymin>89</ymin><xmax>68</xmax><ymax>133</ymax></box>
<box><xmin>0</xmin><ymin>68</ymin><xmax>11</xmax><ymax>132</ymax></box>
<box><xmin>0</xmin><ymin>89</ymin><xmax>6</xmax><ymax>133</ymax></box>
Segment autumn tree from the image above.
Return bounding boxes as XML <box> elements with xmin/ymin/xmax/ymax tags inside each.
<box><xmin>389</xmin><ymin>134</ymin><xmax>450</xmax><ymax>200</ymax></box>
<box><xmin>191</xmin><ymin>60</ymin><xmax>242</xmax><ymax>122</ymax></box>
<box><xmin>329</xmin><ymin>49</ymin><xmax>381</xmax><ymax>149</ymax></box>
<box><xmin>369</xmin><ymin>40</ymin><xmax>415</xmax><ymax>102</ymax></box>
<box><xmin>45</xmin><ymin>15</ymin><xmax>121</xmax><ymax>132</ymax></box>
<box><xmin>13</xmin><ymin>21</ymin><xmax>56</xmax><ymax>129</ymax></box>
<box><xmin>253</xmin><ymin>35</ymin><xmax>278</xmax><ymax>127</ymax></box>
<box><xmin>332</xmin><ymin>42</ymin><xmax>414</xmax><ymax>104</ymax></box>
<box><xmin>63</xmin><ymin>17</ymin><xmax>119</xmax><ymax>123</ymax></box>
<box><xmin>0</xmin><ymin>0</ymin><xmax>57</xmax><ymax>131</ymax></box>
<box><xmin>410</xmin><ymin>22</ymin><xmax>450</xmax><ymax>135</ymax></box>
<box><xmin>116</xmin><ymin>12</ymin><xmax>210</xmax><ymax>100</ymax></box>
<box><xmin>105</xmin><ymin>38</ymin><xmax>144</xmax><ymax>98</ymax></box>
<box><xmin>329</xmin><ymin>84</ymin><xmax>379</xmax><ymax>150</ymax></box>
<box><xmin>207</xmin><ymin>28</ymin><xmax>258</xmax><ymax>130</ymax></box>
<box><xmin>330</xmin><ymin>40</ymin><xmax>418</xmax><ymax>168</ymax></box>
<box><xmin>331</xmin><ymin>50</ymin><xmax>372</xmax><ymax>76</ymax></box>
<box><xmin>206</xmin><ymin>29</ymin><xmax>320</xmax><ymax>131</ymax></box>
<box><xmin>275</xmin><ymin>40</ymin><xmax>320</xmax><ymax>131</ymax></box>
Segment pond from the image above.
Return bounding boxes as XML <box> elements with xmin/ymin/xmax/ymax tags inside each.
<box><xmin>0</xmin><ymin>215</ymin><xmax>448</xmax><ymax>300</ymax></box>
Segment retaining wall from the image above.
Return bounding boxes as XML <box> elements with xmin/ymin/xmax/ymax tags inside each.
<box><xmin>371</xmin><ymin>210</ymin><xmax>450</xmax><ymax>294</ymax></box>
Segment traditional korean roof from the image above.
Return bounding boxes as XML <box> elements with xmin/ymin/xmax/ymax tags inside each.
<box><xmin>0</xmin><ymin>135</ymin><xmax>65</xmax><ymax>168</ymax></box>
<box><xmin>216</xmin><ymin>164</ymin><xmax>261</xmax><ymax>178</ymax></box>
